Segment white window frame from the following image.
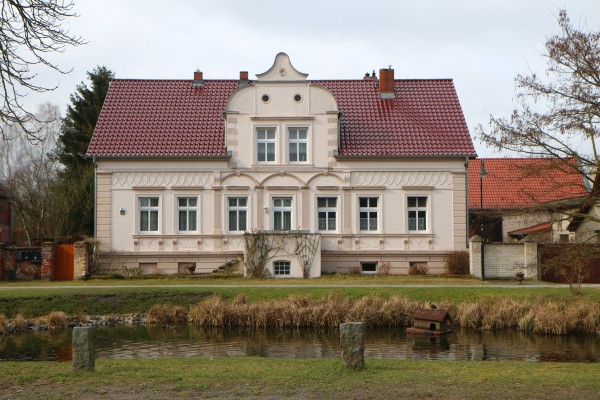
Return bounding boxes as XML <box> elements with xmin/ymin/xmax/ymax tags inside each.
<box><xmin>272</xmin><ymin>197</ymin><xmax>293</xmax><ymax>231</ymax></box>
<box><xmin>316</xmin><ymin>196</ymin><xmax>338</xmax><ymax>232</ymax></box>
<box><xmin>273</xmin><ymin>260</ymin><xmax>291</xmax><ymax>276</ymax></box>
<box><xmin>288</xmin><ymin>127</ymin><xmax>308</xmax><ymax>163</ymax></box>
<box><xmin>227</xmin><ymin>196</ymin><xmax>249</xmax><ymax>233</ymax></box>
<box><xmin>407</xmin><ymin>195</ymin><xmax>429</xmax><ymax>232</ymax></box>
<box><xmin>358</xmin><ymin>196</ymin><xmax>380</xmax><ymax>232</ymax></box>
<box><xmin>256</xmin><ymin>127</ymin><xmax>277</xmax><ymax>164</ymax></box>
<box><xmin>137</xmin><ymin>195</ymin><xmax>161</xmax><ymax>234</ymax></box>
<box><xmin>176</xmin><ymin>196</ymin><xmax>198</xmax><ymax>233</ymax></box>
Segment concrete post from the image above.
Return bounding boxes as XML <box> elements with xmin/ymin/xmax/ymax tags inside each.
<box><xmin>340</xmin><ymin>322</ymin><xmax>365</xmax><ymax>370</ymax></box>
<box><xmin>41</xmin><ymin>242</ymin><xmax>56</xmax><ymax>281</ymax></box>
<box><xmin>469</xmin><ymin>235</ymin><xmax>482</xmax><ymax>278</ymax></box>
<box><xmin>72</xmin><ymin>327</ymin><xmax>95</xmax><ymax>372</ymax></box>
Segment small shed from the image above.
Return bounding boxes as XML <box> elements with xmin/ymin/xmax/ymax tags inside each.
<box><xmin>410</xmin><ymin>307</ymin><xmax>451</xmax><ymax>333</ymax></box>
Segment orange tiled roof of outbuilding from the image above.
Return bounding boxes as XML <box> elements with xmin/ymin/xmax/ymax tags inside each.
<box><xmin>468</xmin><ymin>158</ymin><xmax>588</xmax><ymax>210</ymax></box>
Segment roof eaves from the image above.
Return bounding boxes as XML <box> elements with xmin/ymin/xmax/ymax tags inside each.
<box><xmin>334</xmin><ymin>150</ymin><xmax>477</xmax><ymax>159</ymax></box>
<box><xmin>88</xmin><ymin>151</ymin><xmax>232</xmax><ymax>160</ymax></box>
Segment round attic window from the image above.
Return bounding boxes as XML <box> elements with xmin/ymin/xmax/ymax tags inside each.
<box><xmin>262</xmin><ymin>94</ymin><xmax>270</xmax><ymax>103</ymax></box>
<box><xmin>294</xmin><ymin>94</ymin><xmax>302</xmax><ymax>102</ymax></box>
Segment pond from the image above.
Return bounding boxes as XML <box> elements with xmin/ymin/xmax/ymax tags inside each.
<box><xmin>0</xmin><ymin>325</ymin><xmax>598</xmax><ymax>362</ymax></box>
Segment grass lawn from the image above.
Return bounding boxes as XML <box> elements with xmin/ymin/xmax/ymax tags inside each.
<box><xmin>1</xmin><ymin>357</ymin><xmax>598</xmax><ymax>399</ymax></box>
<box><xmin>0</xmin><ymin>273</ymin><xmax>492</xmax><ymax>286</ymax></box>
<box><xmin>0</xmin><ymin>279</ymin><xmax>598</xmax><ymax>318</ymax></box>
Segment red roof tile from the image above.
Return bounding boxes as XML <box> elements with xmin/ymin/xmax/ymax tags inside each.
<box><xmin>87</xmin><ymin>79</ymin><xmax>476</xmax><ymax>158</ymax></box>
<box><xmin>468</xmin><ymin>158</ymin><xmax>588</xmax><ymax>210</ymax></box>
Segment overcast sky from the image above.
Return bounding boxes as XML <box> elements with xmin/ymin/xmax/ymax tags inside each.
<box><xmin>24</xmin><ymin>0</ymin><xmax>600</xmax><ymax>157</ymax></box>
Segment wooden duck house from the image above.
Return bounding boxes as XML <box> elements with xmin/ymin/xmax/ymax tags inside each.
<box><xmin>406</xmin><ymin>307</ymin><xmax>452</xmax><ymax>336</ymax></box>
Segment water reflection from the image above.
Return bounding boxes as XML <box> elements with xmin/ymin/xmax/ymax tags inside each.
<box><xmin>0</xmin><ymin>326</ymin><xmax>598</xmax><ymax>362</ymax></box>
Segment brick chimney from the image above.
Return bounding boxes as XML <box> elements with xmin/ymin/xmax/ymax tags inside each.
<box><xmin>192</xmin><ymin>69</ymin><xmax>203</xmax><ymax>86</ymax></box>
<box><xmin>239</xmin><ymin>71</ymin><xmax>249</xmax><ymax>86</ymax></box>
<box><xmin>379</xmin><ymin>67</ymin><xmax>395</xmax><ymax>99</ymax></box>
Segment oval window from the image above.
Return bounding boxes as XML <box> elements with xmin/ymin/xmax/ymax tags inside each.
<box><xmin>262</xmin><ymin>94</ymin><xmax>270</xmax><ymax>103</ymax></box>
<box><xmin>294</xmin><ymin>94</ymin><xmax>302</xmax><ymax>102</ymax></box>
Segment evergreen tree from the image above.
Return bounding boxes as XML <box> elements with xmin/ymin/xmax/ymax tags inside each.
<box><xmin>57</xmin><ymin>66</ymin><xmax>114</xmax><ymax>169</ymax></box>
<box><xmin>56</xmin><ymin>66</ymin><xmax>114</xmax><ymax>237</ymax></box>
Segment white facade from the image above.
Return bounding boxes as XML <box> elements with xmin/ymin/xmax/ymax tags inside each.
<box><xmin>94</xmin><ymin>54</ymin><xmax>470</xmax><ymax>276</ymax></box>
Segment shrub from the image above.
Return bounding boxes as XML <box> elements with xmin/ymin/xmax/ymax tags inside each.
<box><xmin>444</xmin><ymin>251</ymin><xmax>469</xmax><ymax>275</ymax></box>
<box><xmin>408</xmin><ymin>262</ymin><xmax>429</xmax><ymax>275</ymax></box>
<box><xmin>348</xmin><ymin>265</ymin><xmax>362</xmax><ymax>275</ymax></box>
<box><xmin>377</xmin><ymin>261</ymin><xmax>392</xmax><ymax>276</ymax></box>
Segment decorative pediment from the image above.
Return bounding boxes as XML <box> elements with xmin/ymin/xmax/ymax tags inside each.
<box><xmin>256</xmin><ymin>52</ymin><xmax>308</xmax><ymax>81</ymax></box>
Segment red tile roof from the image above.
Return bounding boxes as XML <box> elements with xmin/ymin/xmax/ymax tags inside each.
<box><xmin>86</xmin><ymin>79</ymin><xmax>476</xmax><ymax>158</ymax></box>
<box><xmin>469</xmin><ymin>158</ymin><xmax>588</xmax><ymax>210</ymax></box>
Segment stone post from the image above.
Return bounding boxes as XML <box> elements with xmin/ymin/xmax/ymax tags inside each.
<box><xmin>73</xmin><ymin>241</ymin><xmax>89</xmax><ymax>279</ymax></box>
<box><xmin>72</xmin><ymin>327</ymin><xmax>95</xmax><ymax>372</ymax></box>
<box><xmin>469</xmin><ymin>235</ymin><xmax>482</xmax><ymax>278</ymax></box>
<box><xmin>41</xmin><ymin>242</ymin><xmax>56</xmax><ymax>281</ymax></box>
<box><xmin>340</xmin><ymin>322</ymin><xmax>365</xmax><ymax>370</ymax></box>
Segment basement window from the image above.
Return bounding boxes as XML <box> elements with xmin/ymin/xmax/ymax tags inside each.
<box><xmin>361</xmin><ymin>262</ymin><xmax>377</xmax><ymax>274</ymax></box>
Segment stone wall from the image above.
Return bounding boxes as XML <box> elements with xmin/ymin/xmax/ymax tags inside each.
<box><xmin>469</xmin><ymin>235</ymin><xmax>538</xmax><ymax>279</ymax></box>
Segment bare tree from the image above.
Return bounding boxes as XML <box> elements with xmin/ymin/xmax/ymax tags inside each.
<box><xmin>477</xmin><ymin>10</ymin><xmax>599</xmax><ymax>205</ymax></box>
<box><xmin>0</xmin><ymin>104</ymin><xmax>72</xmax><ymax>244</ymax></box>
<box><xmin>1</xmin><ymin>0</ymin><xmax>85</xmax><ymax>141</ymax></box>
<box><xmin>538</xmin><ymin>242</ymin><xmax>597</xmax><ymax>295</ymax></box>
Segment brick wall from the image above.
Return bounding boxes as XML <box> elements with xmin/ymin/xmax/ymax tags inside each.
<box><xmin>469</xmin><ymin>236</ymin><xmax>538</xmax><ymax>279</ymax></box>
<box><xmin>41</xmin><ymin>242</ymin><xmax>56</xmax><ymax>280</ymax></box>
<box><xmin>0</xmin><ymin>246</ymin><xmax>43</xmax><ymax>280</ymax></box>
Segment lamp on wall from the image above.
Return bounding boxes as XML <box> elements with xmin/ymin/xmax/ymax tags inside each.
<box><xmin>479</xmin><ymin>159</ymin><xmax>487</xmax><ymax>281</ymax></box>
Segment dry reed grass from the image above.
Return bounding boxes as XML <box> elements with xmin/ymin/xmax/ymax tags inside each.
<box><xmin>47</xmin><ymin>311</ymin><xmax>68</xmax><ymax>331</ymax></box>
<box><xmin>0</xmin><ymin>315</ymin><xmax>7</xmax><ymax>334</ymax></box>
<box><xmin>13</xmin><ymin>313</ymin><xmax>29</xmax><ymax>331</ymax></box>
<box><xmin>145</xmin><ymin>305</ymin><xmax>188</xmax><ymax>325</ymax></box>
<box><xmin>183</xmin><ymin>294</ymin><xmax>600</xmax><ymax>335</ymax></box>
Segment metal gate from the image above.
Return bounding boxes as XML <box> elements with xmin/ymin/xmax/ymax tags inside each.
<box><xmin>54</xmin><ymin>244</ymin><xmax>74</xmax><ymax>281</ymax></box>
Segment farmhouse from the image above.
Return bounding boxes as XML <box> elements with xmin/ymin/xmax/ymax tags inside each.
<box><xmin>86</xmin><ymin>53</ymin><xmax>476</xmax><ymax>277</ymax></box>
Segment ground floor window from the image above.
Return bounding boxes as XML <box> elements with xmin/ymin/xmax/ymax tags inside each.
<box><xmin>359</xmin><ymin>197</ymin><xmax>379</xmax><ymax>231</ymax></box>
<box><xmin>273</xmin><ymin>197</ymin><xmax>292</xmax><ymax>231</ymax></box>
<box><xmin>139</xmin><ymin>197</ymin><xmax>159</xmax><ymax>232</ymax></box>
<box><xmin>274</xmin><ymin>260</ymin><xmax>291</xmax><ymax>275</ymax></box>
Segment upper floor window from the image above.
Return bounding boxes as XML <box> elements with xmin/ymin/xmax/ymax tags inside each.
<box><xmin>139</xmin><ymin>197</ymin><xmax>159</xmax><ymax>232</ymax></box>
<box><xmin>359</xmin><ymin>197</ymin><xmax>378</xmax><ymax>231</ymax></box>
<box><xmin>407</xmin><ymin>196</ymin><xmax>427</xmax><ymax>231</ymax></box>
<box><xmin>288</xmin><ymin>128</ymin><xmax>308</xmax><ymax>162</ymax></box>
<box><xmin>177</xmin><ymin>197</ymin><xmax>197</xmax><ymax>232</ymax></box>
<box><xmin>257</xmin><ymin>128</ymin><xmax>276</xmax><ymax>163</ymax></box>
<box><xmin>317</xmin><ymin>197</ymin><xmax>337</xmax><ymax>231</ymax></box>
<box><xmin>273</xmin><ymin>197</ymin><xmax>292</xmax><ymax>231</ymax></box>
<box><xmin>228</xmin><ymin>197</ymin><xmax>248</xmax><ymax>232</ymax></box>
